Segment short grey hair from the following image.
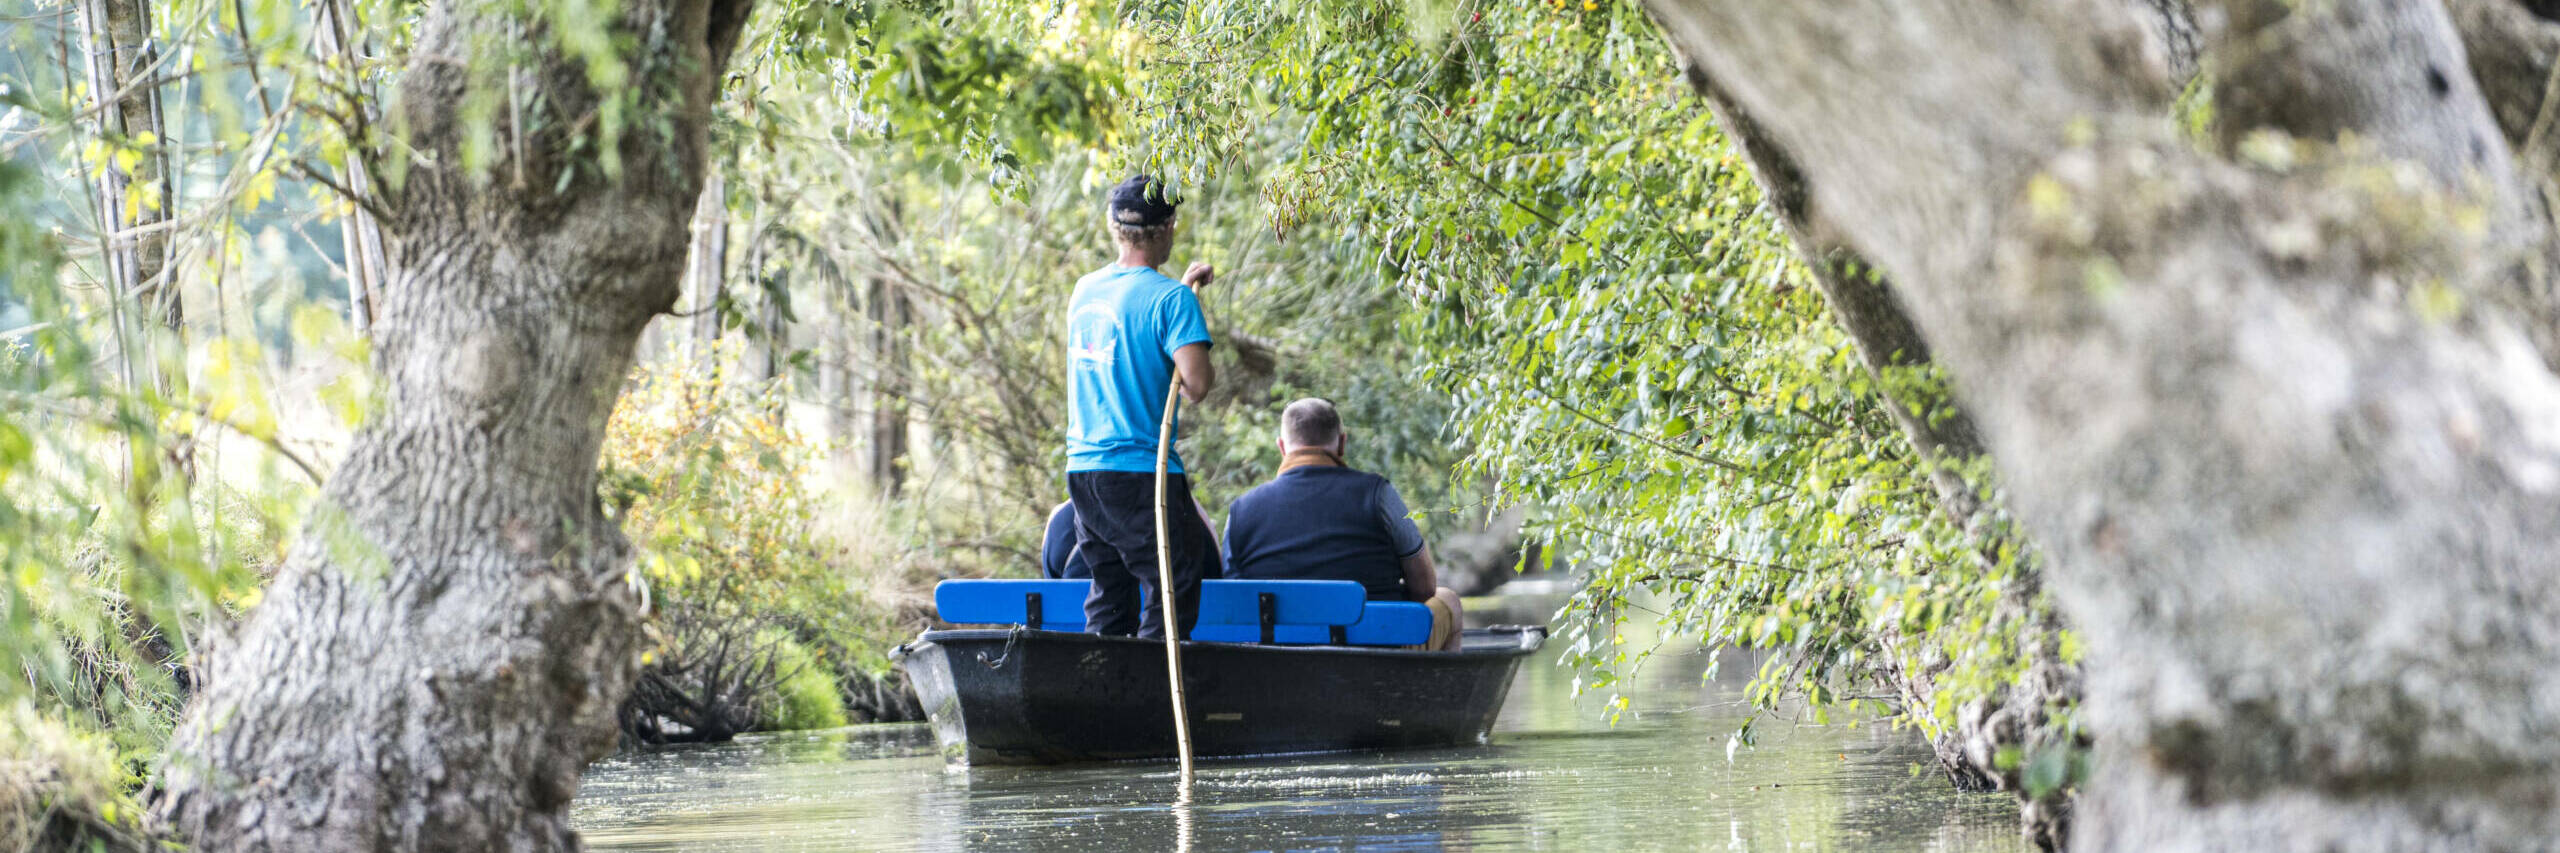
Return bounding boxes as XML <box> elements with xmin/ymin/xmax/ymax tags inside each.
<box><xmin>1111</xmin><ymin>219</ymin><xmax>1175</xmax><ymax>249</ymax></box>
<box><xmin>1281</xmin><ymin>397</ymin><xmax>1342</xmax><ymax>448</ymax></box>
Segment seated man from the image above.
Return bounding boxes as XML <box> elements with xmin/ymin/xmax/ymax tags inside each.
<box><xmin>1040</xmin><ymin>501</ymin><xmax>1090</xmax><ymax>580</ymax></box>
<box><xmin>1220</xmin><ymin>398</ymin><xmax>1464</xmax><ymax>651</ymax></box>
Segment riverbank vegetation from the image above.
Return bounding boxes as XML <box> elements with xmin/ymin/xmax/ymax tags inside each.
<box><xmin>4</xmin><ymin>0</ymin><xmax>1484</xmax><ymax>835</ymax></box>
<box><xmin>1119</xmin><ymin>0</ymin><xmax>2082</xmax><ymax>831</ymax></box>
<box><xmin>7</xmin><ymin>0</ymin><xmax>2062</xmax><ymax>834</ymax></box>
<box><xmin>6</xmin><ymin>0</ymin><xmax>2554</xmax><ymax>849</ymax></box>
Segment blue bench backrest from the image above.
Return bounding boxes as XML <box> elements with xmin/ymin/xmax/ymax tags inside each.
<box><xmin>1194</xmin><ymin>579</ymin><xmax>1366</xmax><ymax>627</ymax></box>
<box><xmin>1190</xmin><ymin>601</ymin><xmax>1432</xmax><ymax>646</ymax></box>
<box><xmin>934</xmin><ymin>578</ymin><xmax>1430</xmax><ymax>646</ymax></box>
<box><xmin>1192</xmin><ymin>579</ymin><xmax>1430</xmax><ymax>647</ymax></box>
<box><xmin>1341</xmin><ymin>601</ymin><xmax>1434</xmax><ymax>646</ymax></box>
<box><xmin>934</xmin><ymin>579</ymin><xmax>1091</xmax><ymax>631</ymax></box>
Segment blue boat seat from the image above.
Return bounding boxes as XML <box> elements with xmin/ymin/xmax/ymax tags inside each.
<box><xmin>1340</xmin><ymin>601</ymin><xmax>1434</xmax><ymax>647</ymax></box>
<box><xmin>934</xmin><ymin>578</ymin><xmax>1431</xmax><ymax>646</ymax></box>
<box><xmin>1194</xmin><ymin>579</ymin><xmax>1366</xmax><ymax>628</ymax></box>
<box><xmin>934</xmin><ymin>579</ymin><xmax>1091</xmax><ymax>631</ymax></box>
<box><xmin>1191</xmin><ymin>580</ymin><xmax>1430</xmax><ymax>647</ymax></box>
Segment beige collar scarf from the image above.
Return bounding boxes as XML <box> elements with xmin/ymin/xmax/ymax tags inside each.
<box><xmin>1277</xmin><ymin>448</ymin><xmax>1345</xmax><ymax>475</ymax></box>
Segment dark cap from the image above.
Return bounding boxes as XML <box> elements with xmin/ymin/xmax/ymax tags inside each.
<box><xmin>1107</xmin><ymin>175</ymin><xmax>1179</xmax><ymax>227</ymax></box>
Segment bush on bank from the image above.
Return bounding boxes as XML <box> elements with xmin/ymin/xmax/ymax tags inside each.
<box><xmin>603</xmin><ymin>349</ymin><xmax>922</xmax><ymax>741</ymax></box>
<box><xmin>0</xmin><ymin>704</ymin><xmax>158</xmax><ymax>853</ymax></box>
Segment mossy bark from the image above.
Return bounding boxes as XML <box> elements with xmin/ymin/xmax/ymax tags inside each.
<box><xmin>1646</xmin><ymin>0</ymin><xmax>2560</xmax><ymax>848</ymax></box>
<box><xmin>154</xmin><ymin>0</ymin><xmax>756</xmax><ymax>848</ymax></box>
<box><xmin>1667</xmin><ymin>54</ymin><xmax>2084</xmax><ymax>849</ymax></box>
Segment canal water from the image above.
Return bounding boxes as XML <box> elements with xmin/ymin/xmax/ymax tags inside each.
<box><xmin>573</xmin><ymin>594</ymin><xmax>2028</xmax><ymax>852</ymax></box>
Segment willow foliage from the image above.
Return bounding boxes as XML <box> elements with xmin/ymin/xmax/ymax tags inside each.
<box><xmin>686</xmin><ymin>0</ymin><xmax>1472</xmax><ymax>553</ymax></box>
<box><xmin>0</xmin><ymin>0</ymin><xmax>2062</xmax><ymax>796</ymax></box>
<box><xmin>1125</xmin><ymin>0</ymin><xmax>2053</xmax><ymax>734</ymax></box>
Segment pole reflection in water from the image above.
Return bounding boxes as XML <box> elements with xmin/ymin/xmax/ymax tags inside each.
<box><xmin>574</xmin><ymin>594</ymin><xmax>2031</xmax><ymax>852</ymax></box>
<box><xmin>1174</xmin><ymin>781</ymin><xmax>1193</xmax><ymax>853</ymax></box>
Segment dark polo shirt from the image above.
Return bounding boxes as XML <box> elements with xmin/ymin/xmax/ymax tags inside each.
<box><xmin>1221</xmin><ymin>454</ymin><xmax>1426</xmax><ymax>600</ymax></box>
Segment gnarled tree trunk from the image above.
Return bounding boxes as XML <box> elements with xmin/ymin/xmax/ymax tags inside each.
<box><xmin>1669</xmin><ymin>48</ymin><xmax>2087</xmax><ymax>850</ymax></box>
<box><xmin>154</xmin><ymin>0</ymin><xmax>755</xmax><ymax>847</ymax></box>
<box><xmin>1646</xmin><ymin>0</ymin><xmax>2560</xmax><ymax>849</ymax></box>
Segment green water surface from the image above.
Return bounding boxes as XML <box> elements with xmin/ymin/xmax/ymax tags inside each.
<box><xmin>573</xmin><ymin>594</ymin><xmax>2028</xmax><ymax>852</ymax></box>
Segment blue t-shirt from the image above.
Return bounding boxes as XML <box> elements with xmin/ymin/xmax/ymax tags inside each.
<box><xmin>1066</xmin><ymin>264</ymin><xmax>1212</xmax><ymax>473</ymax></box>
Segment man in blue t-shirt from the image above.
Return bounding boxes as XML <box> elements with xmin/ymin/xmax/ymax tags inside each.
<box><xmin>1063</xmin><ymin>175</ymin><xmax>1220</xmax><ymax>639</ymax></box>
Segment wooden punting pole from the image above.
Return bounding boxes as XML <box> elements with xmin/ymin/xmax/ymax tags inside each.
<box><xmin>1154</xmin><ymin>373</ymin><xmax>1196</xmax><ymax>783</ymax></box>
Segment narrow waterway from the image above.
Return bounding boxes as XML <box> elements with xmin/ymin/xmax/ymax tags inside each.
<box><xmin>573</xmin><ymin>594</ymin><xmax>2027</xmax><ymax>852</ymax></box>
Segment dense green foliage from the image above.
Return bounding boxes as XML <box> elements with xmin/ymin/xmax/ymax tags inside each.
<box><xmin>0</xmin><ymin>0</ymin><xmax>2070</xmax><ymax>839</ymax></box>
<box><xmin>1122</xmin><ymin>0</ymin><xmax>2056</xmax><ymax>737</ymax></box>
<box><xmin>0</xmin><ymin>0</ymin><xmax>405</xmax><ymax>732</ymax></box>
<box><xmin>699</xmin><ymin>0</ymin><xmax>1473</xmax><ymax>554</ymax></box>
<box><xmin>2</xmin><ymin>27</ymin><xmax>333</xmax><ymax>831</ymax></box>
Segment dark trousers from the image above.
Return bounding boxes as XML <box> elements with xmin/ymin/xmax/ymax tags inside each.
<box><xmin>1069</xmin><ymin>471</ymin><xmax>1218</xmax><ymax>639</ymax></box>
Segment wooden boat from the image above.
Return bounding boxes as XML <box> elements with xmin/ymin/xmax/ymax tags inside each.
<box><xmin>893</xmin><ymin>624</ymin><xmax>1547</xmax><ymax>765</ymax></box>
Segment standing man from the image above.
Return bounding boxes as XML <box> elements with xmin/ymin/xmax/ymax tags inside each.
<box><xmin>1041</xmin><ymin>499</ymin><xmax>1225</xmax><ymax>582</ymax></box>
<box><xmin>1065</xmin><ymin>175</ymin><xmax>1219</xmax><ymax>639</ymax></box>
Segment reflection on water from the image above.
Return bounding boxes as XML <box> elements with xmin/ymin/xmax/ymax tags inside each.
<box><xmin>575</xmin><ymin>595</ymin><xmax>2026</xmax><ymax>852</ymax></box>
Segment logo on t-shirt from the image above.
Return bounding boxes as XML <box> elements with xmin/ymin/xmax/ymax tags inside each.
<box><xmin>1068</xmin><ymin>303</ymin><xmax>1120</xmax><ymax>365</ymax></box>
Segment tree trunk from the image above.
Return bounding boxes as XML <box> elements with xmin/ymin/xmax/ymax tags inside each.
<box><xmin>808</xmin><ymin>240</ymin><xmax>857</xmax><ymax>459</ymax></box>
<box><xmin>2441</xmin><ymin>0</ymin><xmax>2560</xmax><ymax>371</ymax></box>
<box><xmin>687</xmin><ymin>169</ymin><xmax>730</xmax><ymax>358</ymax></box>
<box><xmin>2447</xmin><ymin>0</ymin><xmax>2560</xmax><ymax>174</ymax></box>
<box><xmin>313</xmin><ymin>0</ymin><xmax>389</xmax><ymax>334</ymax></box>
<box><xmin>820</xmin><ymin>318</ymin><xmax>855</xmax><ymax>450</ymax></box>
<box><xmin>744</xmin><ymin>226</ymin><xmax>785</xmax><ymax>388</ymax></box>
<box><xmin>864</xmin><ymin>273</ymin><xmax>910</xmax><ymax>497</ymax></box>
<box><xmin>155</xmin><ymin>0</ymin><xmax>755</xmax><ymax>847</ymax></box>
<box><xmin>1668</xmin><ymin>55</ymin><xmax>2083</xmax><ymax>847</ymax></box>
<box><xmin>76</xmin><ymin>0</ymin><xmax>176</xmax><ymax>351</ymax></box>
<box><xmin>77</xmin><ymin>0</ymin><xmax>183</xmax><ymax>498</ymax></box>
<box><xmin>1645</xmin><ymin>0</ymin><xmax>2560</xmax><ymax>849</ymax></box>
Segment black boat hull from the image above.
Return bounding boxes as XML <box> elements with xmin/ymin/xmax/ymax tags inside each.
<box><xmin>892</xmin><ymin>626</ymin><xmax>1546</xmax><ymax>765</ymax></box>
